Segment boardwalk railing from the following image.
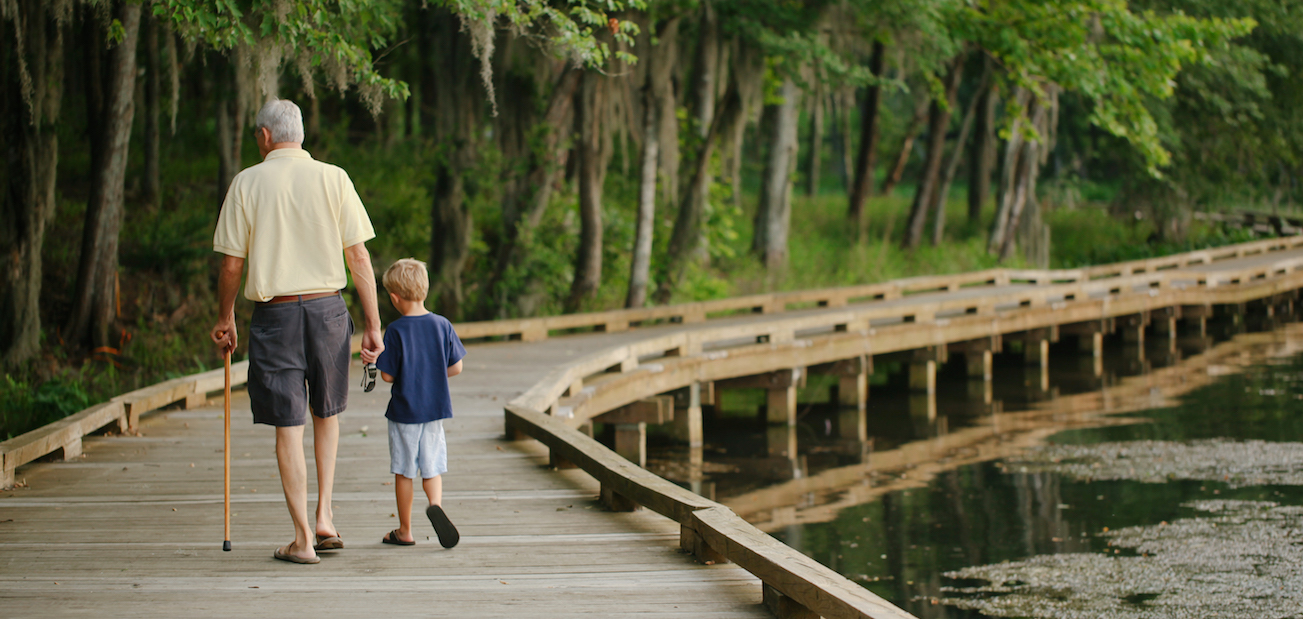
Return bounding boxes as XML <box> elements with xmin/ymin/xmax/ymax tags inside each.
<box><xmin>500</xmin><ymin>243</ymin><xmax>1303</xmax><ymax>618</ymax></box>
<box><xmin>6</xmin><ymin>235</ymin><xmax>1303</xmax><ymax>617</ymax></box>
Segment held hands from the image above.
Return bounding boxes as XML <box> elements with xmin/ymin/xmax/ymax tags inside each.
<box><xmin>211</xmin><ymin>317</ymin><xmax>238</xmax><ymax>357</ymax></box>
<box><xmin>359</xmin><ymin>327</ymin><xmax>384</xmax><ymax>364</ymax></box>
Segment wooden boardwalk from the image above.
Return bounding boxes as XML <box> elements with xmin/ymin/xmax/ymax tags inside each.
<box><xmin>0</xmin><ymin>331</ymin><xmax>770</xmax><ymax>617</ymax></box>
<box><xmin>5</xmin><ymin>237</ymin><xmax>1303</xmax><ymax>618</ymax></box>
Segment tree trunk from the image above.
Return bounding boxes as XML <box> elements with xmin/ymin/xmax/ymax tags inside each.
<box><xmin>487</xmin><ymin>67</ymin><xmax>582</xmax><ymax>311</ymax></box>
<box><xmin>753</xmin><ymin>78</ymin><xmax>802</xmax><ymax>271</ymax></box>
<box><xmin>804</xmin><ymin>81</ymin><xmax>823</xmax><ymax>197</ymax></box>
<box><xmin>903</xmin><ymin>59</ymin><xmax>963</xmax><ymax>249</ymax></box>
<box><xmin>931</xmin><ymin>66</ymin><xmax>988</xmax><ymax>246</ymax></box>
<box><xmin>214</xmin><ymin>50</ymin><xmax>247</xmax><ymax>211</ymax></box>
<box><xmin>847</xmin><ymin>41</ymin><xmax>885</xmax><ymax>231</ymax></box>
<box><xmin>880</xmin><ymin>93</ymin><xmax>930</xmax><ymax>198</ymax></box>
<box><xmin>988</xmin><ymin>88</ymin><xmax>1032</xmax><ymax>254</ymax></box>
<box><xmin>655</xmin><ymin>83</ymin><xmax>741</xmax><ymax>303</ymax></box>
<box><xmin>720</xmin><ymin>37</ymin><xmax>763</xmax><ymax>211</ymax></box>
<box><xmin>1</xmin><ymin>3</ymin><xmax>64</xmax><ymax>367</ymax></box>
<box><xmin>427</xmin><ymin>8</ymin><xmax>481</xmax><ymax>320</ymax></box>
<box><xmin>566</xmin><ymin>71</ymin><xmax>609</xmax><ymax>312</ymax></box>
<box><xmin>968</xmin><ymin>58</ymin><xmax>997</xmax><ymax>226</ymax></box>
<box><xmin>689</xmin><ymin>0</ymin><xmax>718</xmax><ymax>139</ymax></box>
<box><xmin>1000</xmin><ymin>92</ymin><xmax>1054</xmax><ymax>262</ymax></box>
<box><xmin>655</xmin><ymin>20</ymin><xmax>681</xmax><ymax>206</ymax></box>
<box><xmin>142</xmin><ymin>10</ymin><xmax>161</xmax><ymax>206</ymax></box>
<box><xmin>626</xmin><ymin>42</ymin><xmax>663</xmax><ymax>309</ymax></box>
<box><xmin>65</xmin><ymin>2</ymin><xmax>140</xmax><ymax>350</ymax></box>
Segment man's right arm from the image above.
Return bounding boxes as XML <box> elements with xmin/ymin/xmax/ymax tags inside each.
<box><xmin>211</xmin><ymin>255</ymin><xmax>244</xmax><ymax>355</ymax></box>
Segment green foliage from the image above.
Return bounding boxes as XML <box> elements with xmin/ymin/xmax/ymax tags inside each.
<box><xmin>1050</xmin><ymin>207</ymin><xmax>1259</xmax><ymax>267</ymax></box>
<box><xmin>154</xmin><ymin>0</ymin><xmax>410</xmax><ymax>111</ymax></box>
<box><xmin>955</xmin><ymin>0</ymin><xmax>1256</xmax><ymax>172</ymax></box>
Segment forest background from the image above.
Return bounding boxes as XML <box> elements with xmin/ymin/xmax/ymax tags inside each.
<box><xmin>0</xmin><ymin>0</ymin><xmax>1297</xmax><ymax>439</ymax></box>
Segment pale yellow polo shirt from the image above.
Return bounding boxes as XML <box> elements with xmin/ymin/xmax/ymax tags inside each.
<box><xmin>213</xmin><ymin>148</ymin><xmax>376</xmax><ymax>302</ymax></box>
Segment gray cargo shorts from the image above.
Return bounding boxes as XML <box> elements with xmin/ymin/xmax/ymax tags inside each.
<box><xmin>248</xmin><ymin>293</ymin><xmax>353</xmax><ymax>426</ymax></box>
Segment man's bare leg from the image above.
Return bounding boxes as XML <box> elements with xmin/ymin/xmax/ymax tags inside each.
<box><xmin>393</xmin><ymin>474</ymin><xmax>415</xmax><ymax>543</ymax></box>
<box><xmin>312</xmin><ymin>414</ymin><xmax>340</xmax><ymax>539</ymax></box>
<box><xmin>275</xmin><ymin>425</ymin><xmax>316</xmax><ymax>561</ymax></box>
<box><xmin>422</xmin><ymin>475</ymin><xmax>442</xmax><ymax>507</ymax></box>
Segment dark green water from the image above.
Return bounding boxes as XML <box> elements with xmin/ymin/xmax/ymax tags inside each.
<box><xmin>645</xmin><ymin>317</ymin><xmax>1303</xmax><ymax>618</ymax></box>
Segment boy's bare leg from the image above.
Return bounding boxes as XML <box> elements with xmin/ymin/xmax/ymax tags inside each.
<box><xmin>312</xmin><ymin>414</ymin><xmax>340</xmax><ymax>539</ymax></box>
<box><xmin>422</xmin><ymin>475</ymin><xmax>442</xmax><ymax>506</ymax></box>
<box><xmin>275</xmin><ymin>425</ymin><xmax>316</xmax><ymax>561</ymax></box>
<box><xmin>393</xmin><ymin>474</ymin><xmax>415</xmax><ymax>542</ymax></box>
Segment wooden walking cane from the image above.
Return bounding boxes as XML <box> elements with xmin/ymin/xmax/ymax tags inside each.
<box><xmin>223</xmin><ymin>349</ymin><xmax>232</xmax><ymax>551</ymax></box>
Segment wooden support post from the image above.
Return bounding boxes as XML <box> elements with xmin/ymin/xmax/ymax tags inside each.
<box><xmin>613</xmin><ymin>422</ymin><xmax>647</xmax><ymax>467</ymax></box>
<box><xmin>767</xmin><ymin>423</ymin><xmax>798</xmax><ymax>459</ymax></box>
<box><xmin>672</xmin><ymin>383</ymin><xmax>705</xmax><ymax>447</ymax></box>
<box><xmin>909</xmin><ymin>392</ymin><xmax>937</xmax><ymax>424</ymax></box>
<box><xmin>966</xmin><ymin>375</ymin><xmax>992</xmax><ymax>405</ymax></box>
<box><xmin>767</xmin><ymin>386</ymin><xmax>798</xmax><ymax>425</ymax></box>
<box><xmin>185</xmin><ymin>391</ymin><xmax>208</xmax><ymax>409</ymax></box>
<box><xmin>519</xmin><ymin>324</ymin><xmax>548</xmax><ymax>342</ymax></box>
<box><xmin>606</xmin><ymin>357</ymin><xmax>638</xmax><ymax>373</ymax></box>
<box><xmin>909</xmin><ymin>360</ymin><xmax>936</xmax><ymax>393</ymax></box>
<box><xmin>549</xmin><ymin>449</ymin><xmax>577</xmax><ymax>470</ymax></box>
<box><xmin>1023</xmin><ymin>337</ymin><xmax>1049</xmax><ymax>367</ymax></box>
<box><xmin>680</xmin><ymin>524</ymin><xmax>728</xmax><ymax>565</ymax></box>
<box><xmin>836</xmin><ymin>373</ymin><xmax>866</xmax><ymax>408</ymax></box>
<box><xmin>1079</xmin><ymin>332</ymin><xmax>1103</xmax><ymax>357</ymax></box>
<box><xmin>966</xmin><ymin>349</ymin><xmax>992</xmax><ymax>380</ymax></box>
<box><xmin>1</xmin><ymin>466</ymin><xmax>12</xmax><ymax>489</ymax></box>
<box><xmin>601</xmin><ymin>483</ymin><xmax>638</xmax><ymax>512</ymax></box>
<box><xmin>763</xmin><ymin>584</ymin><xmax>819</xmax><ymax>619</ymax></box>
<box><xmin>58</xmin><ymin>437</ymin><xmax>82</xmax><ymax>461</ymax></box>
<box><xmin>504</xmin><ymin>416</ymin><xmax>527</xmax><ymax>441</ymax></box>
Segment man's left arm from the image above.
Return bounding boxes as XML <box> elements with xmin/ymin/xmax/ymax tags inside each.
<box><xmin>345</xmin><ymin>242</ymin><xmax>383</xmax><ymax>364</ymax></box>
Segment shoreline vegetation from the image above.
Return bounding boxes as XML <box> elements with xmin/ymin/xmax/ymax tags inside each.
<box><xmin>2</xmin><ymin>1</ymin><xmax>1296</xmax><ymax>439</ymax></box>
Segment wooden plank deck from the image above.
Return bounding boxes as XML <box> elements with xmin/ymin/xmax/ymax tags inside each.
<box><xmin>5</xmin><ymin>243</ymin><xmax>1303</xmax><ymax>618</ymax></box>
<box><xmin>0</xmin><ymin>332</ymin><xmax>769</xmax><ymax>618</ymax></box>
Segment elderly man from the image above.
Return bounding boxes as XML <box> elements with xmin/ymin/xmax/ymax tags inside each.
<box><xmin>211</xmin><ymin>99</ymin><xmax>383</xmax><ymax>564</ymax></box>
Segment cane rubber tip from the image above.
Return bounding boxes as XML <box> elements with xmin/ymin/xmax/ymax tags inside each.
<box><xmin>223</xmin><ymin>540</ymin><xmax>232</xmax><ymax>552</ymax></box>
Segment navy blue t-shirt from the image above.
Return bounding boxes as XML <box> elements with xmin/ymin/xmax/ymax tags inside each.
<box><xmin>375</xmin><ymin>313</ymin><xmax>466</xmax><ymax>424</ymax></box>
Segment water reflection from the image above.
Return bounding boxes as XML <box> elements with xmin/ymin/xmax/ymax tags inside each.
<box><xmin>645</xmin><ymin>313</ymin><xmax>1303</xmax><ymax>618</ymax></box>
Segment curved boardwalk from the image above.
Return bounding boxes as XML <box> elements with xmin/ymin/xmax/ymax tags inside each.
<box><xmin>0</xmin><ymin>327</ymin><xmax>775</xmax><ymax>617</ymax></box>
<box><xmin>4</xmin><ymin>240</ymin><xmax>1303</xmax><ymax>618</ymax></box>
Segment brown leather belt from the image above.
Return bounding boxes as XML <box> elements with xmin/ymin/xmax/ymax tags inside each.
<box><xmin>258</xmin><ymin>291</ymin><xmax>340</xmax><ymax>305</ymax></box>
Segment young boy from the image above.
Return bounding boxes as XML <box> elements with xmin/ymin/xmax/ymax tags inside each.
<box><xmin>375</xmin><ymin>258</ymin><xmax>466</xmax><ymax>548</ymax></box>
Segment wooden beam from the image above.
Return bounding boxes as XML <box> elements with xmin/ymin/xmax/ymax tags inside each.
<box><xmin>809</xmin><ymin>355</ymin><xmax>871</xmax><ymax>377</ymax></box>
<box><xmin>593</xmin><ymin>396</ymin><xmax>675</xmax><ymax>425</ymax></box>
<box><xmin>671</xmin><ymin>384</ymin><xmax>704</xmax><ymax>447</ymax></box>
<box><xmin>716</xmin><ymin>368</ymin><xmax>804</xmax><ymax>390</ymax></box>
<box><xmin>613</xmin><ymin>423</ymin><xmax>647</xmax><ymax>467</ymax></box>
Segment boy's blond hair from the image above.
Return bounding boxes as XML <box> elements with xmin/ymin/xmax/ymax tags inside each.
<box><xmin>383</xmin><ymin>258</ymin><xmax>429</xmax><ymax>302</ymax></box>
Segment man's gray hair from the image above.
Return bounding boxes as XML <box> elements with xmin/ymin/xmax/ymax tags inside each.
<box><xmin>255</xmin><ymin>99</ymin><xmax>305</xmax><ymax>144</ymax></box>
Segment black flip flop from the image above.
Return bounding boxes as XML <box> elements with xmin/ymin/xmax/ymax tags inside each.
<box><xmin>381</xmin><ymin>529</ymin><xmax>415</xmax><ymax>546</ymax></box>
<box><xmin>426</xmin><ymin>504</ymin><xmax>459</xmax><ymax>549</ymax></box>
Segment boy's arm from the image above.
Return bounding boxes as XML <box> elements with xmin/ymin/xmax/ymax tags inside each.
<box><xmin>447</xmin><ymin>359</ymin><xmax>463</xmax><ymax>378</ymax></box>
<box><xmin>381</xmin><ymin>371</ymin><xmax>395</xmax><ymax>383</ymax></box>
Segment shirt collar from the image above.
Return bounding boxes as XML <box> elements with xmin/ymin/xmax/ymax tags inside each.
<box><xmin>264</xmin><ymin>148</ymin><xmax>312</xmax><ymax>162</ymax></box>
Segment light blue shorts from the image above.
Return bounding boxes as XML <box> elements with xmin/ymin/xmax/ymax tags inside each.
<box><xmin>388</xmin><ymin>419</ymin><xmax>447</xmax><ymax>479</ymax></box>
